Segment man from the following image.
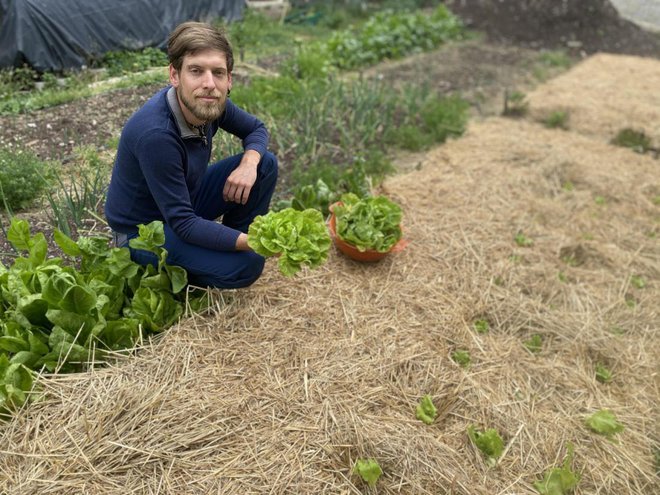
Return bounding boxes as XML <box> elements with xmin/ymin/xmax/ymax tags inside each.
<box><xmin>105</xmin><ymin>21</ymin><xmax>278</xmax><ymax>289</ymax></box>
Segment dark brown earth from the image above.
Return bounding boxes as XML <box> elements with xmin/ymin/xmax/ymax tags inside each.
<box><xmin>445</xmin><ymin>0</ymin><xmax>660</xmax><ymax>58</ymax></box>
<box><xmin>1</xmin><ymin>0</ymin><xmax>659</xmax><ymax>263</ymax></box>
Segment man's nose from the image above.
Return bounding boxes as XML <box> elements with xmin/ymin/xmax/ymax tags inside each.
<box><xmin>201</xmin><ymin>70</ymin><xmax>215</xmax><ymax>88</ymax></box>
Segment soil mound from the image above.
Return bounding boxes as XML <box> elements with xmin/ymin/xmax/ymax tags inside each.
<box><xmin>446</xmin><ymin>0</ymin><xmax>660</xmax><ymax>57</ymax></box>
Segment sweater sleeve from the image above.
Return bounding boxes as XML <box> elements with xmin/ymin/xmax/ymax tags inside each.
<box><xmin>137</xmin><ymin>130</ymin><xmax>241</xmax><ymax>251</ymax></box>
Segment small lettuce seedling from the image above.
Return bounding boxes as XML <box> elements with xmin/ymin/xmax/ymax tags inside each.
<box><xmin>353</xmin><ymin>458</ymin><xmax>382</xmax><ymax>487</ymax></box>
<box><xmin>595</xmin><ymin>363</ymin><xmax>612</xmax><ymax>384</ymax></box>
<box><xmin>451</xmin><ymin>350</ymin><xmax>471</xmax><ymax>368</ymax></box>
<box><xmin>473</xmin><ymin>319</ymin><xmax>490</xmax><ymax>334</ymax></box>
<box><xmin>534</xmin><ymin>443</ymin><xmax>580</xmax><ymax>495</ymax></box>
<box><xmin>585</xmin><ymin>409</ymin><xmax>624</xmax><ymax>439</ymax></box>
<box><xmin>468</xmin><ymin>426</ymin><xmax>505</xmax><ymax>467</ymax></box>
<box><xmin>415</xmin><ymin>394</ymin><xmax>437</xmax><ymax>425</ymax></box>
<box><xmin>524</xmin><ymin>334</ymin><xmax>543</xmax><ymax>354</ymax></box>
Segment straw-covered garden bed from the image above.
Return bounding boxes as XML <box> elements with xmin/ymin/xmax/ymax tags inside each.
<box><xmin>1</xmin><ymin>55</ymin><xmax>658</xmax><ymax>494</ymax></box>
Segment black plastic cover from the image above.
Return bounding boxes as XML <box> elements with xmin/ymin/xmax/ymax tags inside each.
<box><xmin>0</xmin><ymin>0</ymin><xmax>245</xmax><ymax>71</ymax></box>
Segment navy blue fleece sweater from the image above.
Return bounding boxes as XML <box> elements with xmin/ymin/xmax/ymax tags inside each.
<box><xmin>105</xmin><ymin>87</ymin><xmax>268</xmax><ymax>251</ymax></box>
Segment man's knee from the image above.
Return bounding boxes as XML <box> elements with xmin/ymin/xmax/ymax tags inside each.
<box><xmin>259</xmin><ymin>151</ymin><xmax>278</xmax><ymax>180</ymax></box>
<box><xmin>205</xmin><ymin>252</ymin><xmax>265</xmax><ymax>289</ymax></box>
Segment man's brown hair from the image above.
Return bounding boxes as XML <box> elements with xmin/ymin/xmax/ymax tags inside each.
<box><xmin>167</xmin><ymin>21</ymin><xmax>234</xmax><ymax>72</ymax></box>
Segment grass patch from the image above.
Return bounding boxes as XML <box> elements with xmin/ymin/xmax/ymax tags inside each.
<box><xmin>544</xmin><ymin>110</ymin><xmax>569</xmax><ymax>129</ymax></box>
<box><xmin>611</xmin><ymin>128</ymin><xmax>653</xmax><ymax>153</ymax></box>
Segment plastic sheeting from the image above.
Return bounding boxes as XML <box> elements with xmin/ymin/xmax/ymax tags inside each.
<box><xmin>0</xmin><ymin>0</ymin><xmax>245</xmax><ymax>71</ymax></box>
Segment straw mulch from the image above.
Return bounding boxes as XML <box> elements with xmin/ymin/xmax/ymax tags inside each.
<box><xmin>526</xmin><ymin>53</ymin><xmax>660</xmax><ymax>146</ymax></box>
<box><xmin>1</xmin><ymin>56</ymin><xmax>659</xmax><ymax>494</ymax></box>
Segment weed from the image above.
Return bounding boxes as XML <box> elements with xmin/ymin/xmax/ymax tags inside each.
<box><xmin>544</xmin><ymin>110</ymin><xmax>569</xmax><ymax>129</ymax></box>
<box><xmin>538</xmin><ymin>50</ymin><xmax>572</xmax><ymax>68</ymax></box>
<box><xmin>503</xmin><ymin>89</ymin><xmax>528</xmax><ymax>117</ymax></box>
<box><xmin>611</xmin><ymin>128</ymin><xmax>652</xmax><ymax>153</ymax></box>
<box><xmin>514</xmin><ymin>232</ymin><xmax>534</xmax><ymax>247</ymax></box>
<box><xmin>594</xmin><ymin>195</ymin><xmax>606</xmax><ymax>205</ymax></box>
<box><xmin>561</xmin><ymin>180</ymin><xmax>574</xmax><ymax>192</ymax></box>
<box><xmin>0</xmin><ymin>146</ymin><xmax>52</xmax><ymax>211</ymax></box>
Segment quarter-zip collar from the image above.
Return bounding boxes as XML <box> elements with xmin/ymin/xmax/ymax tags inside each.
<box><xmin>166</xmin><ymin>86</ymin><xmax>199</xmax><ymax>140</ymax></box>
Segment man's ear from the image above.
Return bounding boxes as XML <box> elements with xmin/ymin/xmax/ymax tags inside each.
<box><xmin>227</xmin><ymin>72</ymin><xmax>233</xmax><ymax>93</ymax></box>
<box><xmin>169</xmin><ymin>64</ymin><xmax>179</xmax><ymax>88</ymax></box>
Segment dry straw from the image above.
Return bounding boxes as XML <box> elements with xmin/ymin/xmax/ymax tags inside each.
<box><xmin>1</xmin><ymin>56</ymin><xmax>659</xmax><ymax>494</ymax></box>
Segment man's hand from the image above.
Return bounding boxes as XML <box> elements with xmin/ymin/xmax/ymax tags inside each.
<box><xmin>223</xmin><ymin>150</ymin><xmax>261</xmax><ymax>204</ymax></box>
<box><xmin>235</xmin><ymin>232</ymin><xmax>251</xmax><ymax>251</ymax></box>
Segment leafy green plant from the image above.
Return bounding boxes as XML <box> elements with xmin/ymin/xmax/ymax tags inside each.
<box><xmin>0</xmin><ymin>219</ymin><xmax>190</xmax><ymax>417</ymax></box>
<box><xmin>415</xmin><ymin>394</ymin><xmax>437</xmax><ymax>425</ymax></box>
<box><xmin>322</xmin><ymin>6</ymin><xmax>463</xmax><ymax>70</ymax></box>
<box><xmin>533</xmin><ymin>443</ymin><xmax>580</xmax><ymax>495</ymax></box>
<box><xmin>473</xmin><ymin>318</ymin><xmax>490</xmax><ymax>334</ymax></box>
<box><xmin>585</xmin><ymin>409</ymin><xmax>624</xmax><ymax>439</ymax></box>
<box><xmin>595</xmin><ymin>363</ymin><xmax>612</xmax><ymax>384</ymax></box>
<box><xmin>333</xmin><ymin>193</ymin><xmax>402</xmax><ymax>252</ymax></box>
<box><xmin>247</xmin><ymin>208</ymin><xmax>331</xmax><ymax>276</ymax></box>
<box><xmin>388</xmin><ymin>93</ymin><xmax>469</xmax><ymax>151</ymax></box>
<box><xmin>353</xmin><ymin>458</ymin><xmax>382</xmax><ymax>487</ymax></box>
<box><xmin>524</xmin><ymin>334</ymin><xmax>543</xmax><ymax>354</ymax></box>
<box><xmin>611</xmin><ymin>128</ymin><xmax>652</xmax><ymax>153</ymax></box>
<box><xmin>451</xmin><ymin>349</ymin><xmax>471</xmax><ymax>368</ymax></box>
<box><xmin>544</xmin><ymin>111</ymin><xmax>569</xmax><ymax>130</ymax></box>
<box><xmin>0</xmin><ymin>147</ymin><xmax>51</xmax><ymax>211</ymax></box>
<box><xmin>467</xmin><ymin>425</ymin><xmax>505</xmax><ymax>467</ymax></box>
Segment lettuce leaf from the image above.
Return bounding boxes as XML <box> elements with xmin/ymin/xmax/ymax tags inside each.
<box><xmin>585</xmin><ymin>409</ymin><xmax>624</xmax><ymax>439</ymax></box>
<box><xmin>416</xmin><ymin>394</ymin><xmax>438</xmax><ymax>425</ymax></box>
<box><xmin>334</xmin><ymin>193</ymin><xmax>402</xmax><ymax>252</ymax></box>
<box><xmin>468</xmin><ymin>425</ymin><xmax>505</xmax><ymax>466</ymax></box>
<box><xmin>248</xmin><ymin>208</ymin><xmax>331</xmax><ymax>276</ymax></box>
<box><xmin>534</xmin><ymin>443</ymin><xmax>580</xmax><ymax>495</ymax></box>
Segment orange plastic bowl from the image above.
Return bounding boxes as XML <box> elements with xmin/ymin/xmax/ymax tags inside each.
<box><xmin>328</xmin><ymin>203</ymin><xmax>408</xmax><ymax>262</ymax></box>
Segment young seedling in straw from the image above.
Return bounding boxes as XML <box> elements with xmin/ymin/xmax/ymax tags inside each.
<box><xmin>415</xmin><ymin>394</ymin><xmax>437</xmax><ymax>425</ymax></box>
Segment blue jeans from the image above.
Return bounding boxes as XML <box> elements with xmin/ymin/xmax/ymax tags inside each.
<box><xmin>127</xmin><ymin>151</ymin><xmax>278</xmax><ymax>289</ymax></box>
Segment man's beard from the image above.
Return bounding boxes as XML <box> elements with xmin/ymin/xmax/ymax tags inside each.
<box><xmin>179</xmin><ymin>90</ymin><xmax>225</xmax><ymax>123</ymax></box>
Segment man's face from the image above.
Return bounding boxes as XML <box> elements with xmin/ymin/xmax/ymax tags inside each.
<box><xmin>169</xmin><ymin>48</ymin><xmax>233</xmax><ymax>125</ymax></box>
